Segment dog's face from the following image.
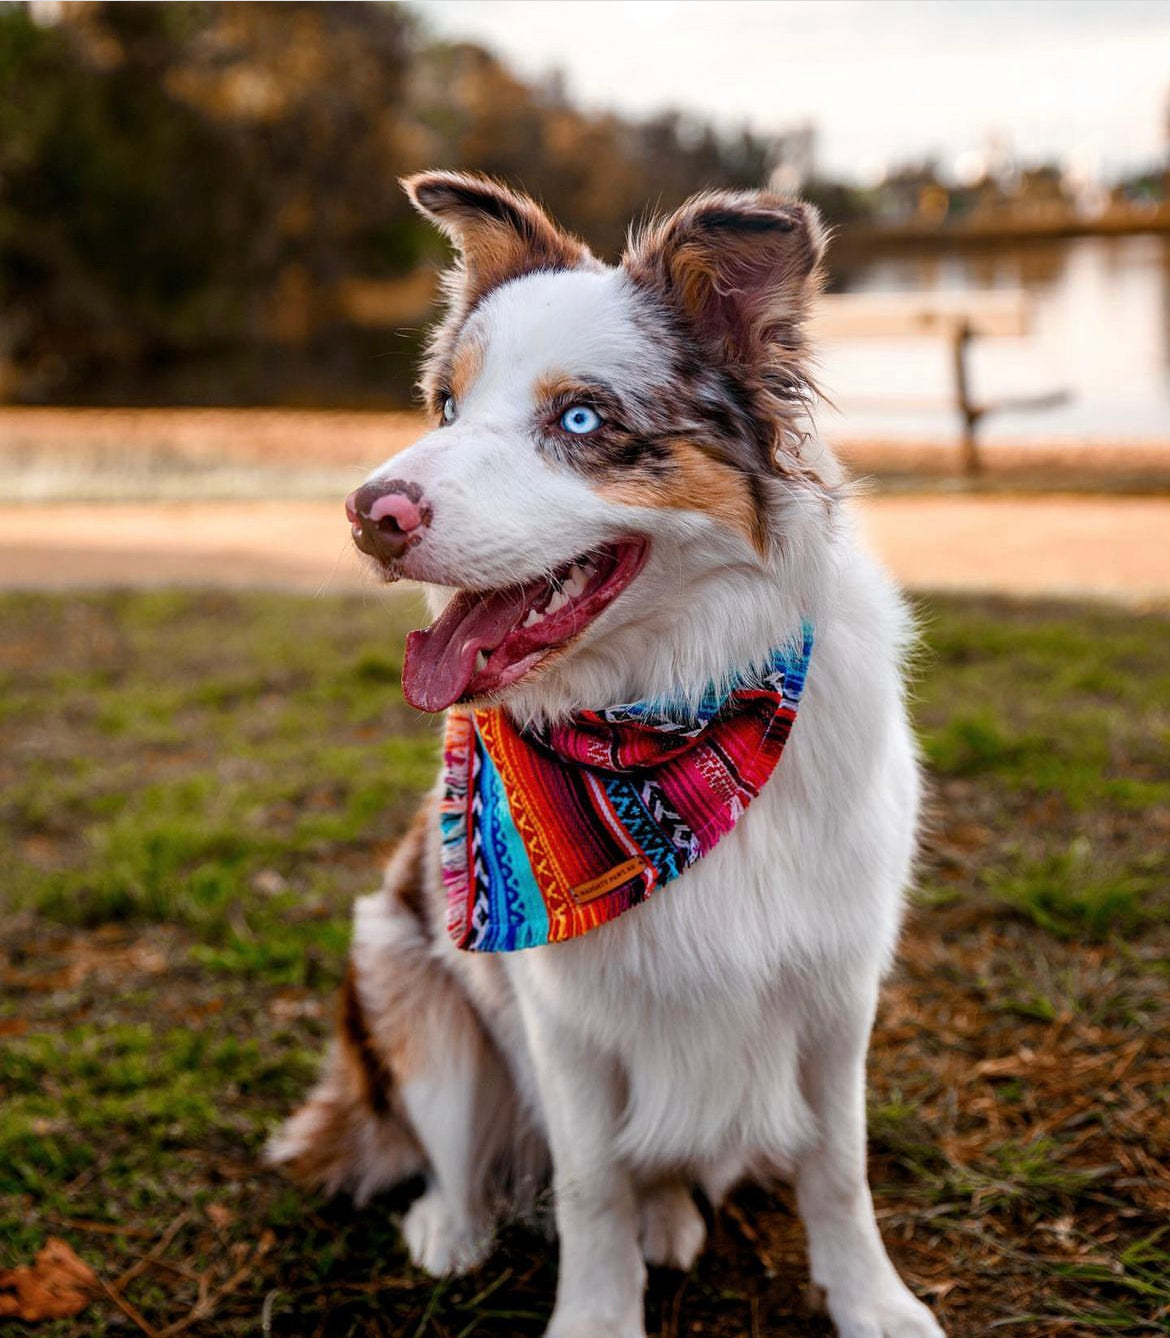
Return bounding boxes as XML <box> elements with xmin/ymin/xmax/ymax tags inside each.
<box><xmin>348</xmin><ymin>173</ymin><xmax>828</xmax><ymax>716</ymax></box>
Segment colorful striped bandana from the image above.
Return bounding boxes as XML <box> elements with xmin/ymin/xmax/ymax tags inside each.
<box><xmin>439</xmin><ymin>624</ymin><xmax>813</xmax><ymax>952</ymax></box>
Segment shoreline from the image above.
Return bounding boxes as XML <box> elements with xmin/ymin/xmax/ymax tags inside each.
<box><xmin>2</xmin><ymin>407</ymin><xmax>1168</xmax><ymax>498</ymax></box>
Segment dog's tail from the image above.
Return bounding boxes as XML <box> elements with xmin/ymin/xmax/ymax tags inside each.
<box><xmin>265</xmin><ymin>808</ymin><xmax>438</xmax><ymax>1206</ymax></box>
<box><xmin>265</xmin><ymin>801</ymin><xmax>547</xmax><ymax>1214</ymax></box>
<box><xmin>264</xmin><ymin>958</ymin><xmax>426</xmax><ymax>1206</ymax></box>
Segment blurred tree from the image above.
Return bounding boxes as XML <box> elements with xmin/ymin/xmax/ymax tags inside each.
<box><xmin>0</xmin><ymin>3</ymin><xmax>251</xmax><ymax>396</ymax></box>
<box><xmin>0</xmin><ymin>1</ymin><xmax>849</xmax><ymax>406</ymax></box>
<box><xmin>0</xmin><ymin>1</ymin><xmax>425</xmax><ymax>401</ymax></box>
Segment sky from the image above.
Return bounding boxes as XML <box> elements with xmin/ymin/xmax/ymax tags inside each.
<box><xmin>410</xmin><ymin>0</ymin><xmax>1170</xmax><ymax>185</ymax></box>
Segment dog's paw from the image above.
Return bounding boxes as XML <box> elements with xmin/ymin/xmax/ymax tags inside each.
<box><xmin>827</xmin><ymin>1284</ymin><xmax>945</xmax><ymax>1338</ymax></box>
<box><xmin>637</xmin><ymin>1183</ymin><xmax>706</xmax><ymax>1270</ymax></box>
<box><xmin>401</xmin><ymin>1190</ymin><xmax>490</xmax><ymax>1277</ymax></box>
<box><xmin>544</xmin><ymin>1317</ymin><xmax>645</xmax><ymax>1338</ymax></box>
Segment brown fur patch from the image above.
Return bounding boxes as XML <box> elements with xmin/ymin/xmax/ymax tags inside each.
<box><xmin>449</xmin><ymin>336</ymin><xmax>484</xmax><ymax>405</ymax></box>
<box><xmin>622</xmin><ymin>190</ymin><xmax>831</xmax><ymax>489</ymax></box>
<box><xmin>404</xmin><ymin>171</ymin><xmax>594</xmax><ymax>315</ymax></box>
<box><xmin>532</xmin><ymin>371</ymin><xmax>577</xmax><ymax>409</ymax></box>
<box><xmin>531</xmin><ymin>375</ymin><xmax>674</xmax><ymax>481</ymax></box>
<box><xmin>339</xmin><ymin>961</ymin><xmax>394</xmax><ymax>1116</ymax></box>
<box><xmin>346</xmin><ymin>801</ymin><xmax>489</xmax><ymax>1084</ymax></box>
<box><xmin>597</xmin><ymin>438</ymin><xmax>768</xmax><ymax>556</ymax></box>
<box><xmin>267</xmin><ymin>1036</ymin><xmax>424</xmax><ymax>1200</ymax></box>
<box><xmin>532</xmin><ymin>372</ymin><xmax>774</xmax><ymax>552</ymax></box>
<box><xmin>363</xmin><ymin>930</ymin><xmax>484</xmax><ymax>1083</ymax></box>
<box><xmin>330</xmin><ymin>805</ymin><xmax>435</xmax><ymax>1118</ymax></box>
<box><xmin>623</xmin><ymin>191</ymin><xmax>826</xmax><ymax>366</ymax></box>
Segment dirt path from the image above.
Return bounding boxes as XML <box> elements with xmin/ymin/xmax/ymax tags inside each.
<box><xmin>1</xmin><ymin>495</ymin><xmax>1168</xmax><ymax>605</ymax></box>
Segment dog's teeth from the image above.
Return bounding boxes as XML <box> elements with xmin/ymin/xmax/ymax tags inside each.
<box><xmin>563</xmin><ymin>565</ymin><xmax>589</xmax><ymax>598</ymax></box>
<box><xmin>521</xmin><ymin>609</ymin><xmax>541</xmax><ymax>628</ymax></box>
<box><xmin>474</xmin><ymin>649</ymin><xmax>488</xmax><ymax>672</ymax></box>
<box><xmin>546</xmin><ymin>590</ymin><xmax>568</xmax><ymax>615</ymax></box>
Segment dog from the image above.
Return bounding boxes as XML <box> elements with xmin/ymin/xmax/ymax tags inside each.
<box><xmin>268</xmin><ymin>171</ymin><xmax>944</xmax><ymax>1338</ymax></box>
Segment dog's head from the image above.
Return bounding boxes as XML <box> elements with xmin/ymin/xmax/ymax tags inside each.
<box><xmin>348</xmin><ymin>172</ymin><xmax>833</xmax><ymax>718</ymax></box>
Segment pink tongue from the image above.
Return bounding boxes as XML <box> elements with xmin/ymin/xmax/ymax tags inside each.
<box><xmin>402</xmin><ymin>587</ymin><xmax>528</xmax><ymax>712</ymax></box>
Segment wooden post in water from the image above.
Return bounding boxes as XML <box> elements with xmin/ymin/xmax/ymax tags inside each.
<box><xmin>951</xmin><ymin>320</ymin><xmax>983</xmax><ymax>477</ymax></box>
<box><xmin>812</xmin><ymin>291</ymin><xmax>1063</xmax><ymax>480</ymax></box>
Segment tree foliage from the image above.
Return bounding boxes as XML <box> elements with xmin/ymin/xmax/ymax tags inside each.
<box><xmin>0</xmin><ymin>2</ymin><xmax>788</xmax><ymax>405</ymax></box>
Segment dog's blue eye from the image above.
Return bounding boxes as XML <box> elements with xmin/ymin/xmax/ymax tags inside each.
<box><xmin>441</xmin><ymin>394</ymin><xmax>457</xmax><ymax>425</ymax></box>
<box><xmin>560</xmin><ymin>405</ymin><xmax>602</xmax><ymax>435</ymax></box>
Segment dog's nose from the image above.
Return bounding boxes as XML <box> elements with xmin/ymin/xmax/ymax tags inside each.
<box><xmin>346</xmin><ymin>480</ymin><xmax>432</xmax><ymax>563</ymax></box>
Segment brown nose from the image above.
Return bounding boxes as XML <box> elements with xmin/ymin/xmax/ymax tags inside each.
<box><xmin>345</xmin><ymin>480</ymin><xmax>432</xmax><ymax>563</ymax></box>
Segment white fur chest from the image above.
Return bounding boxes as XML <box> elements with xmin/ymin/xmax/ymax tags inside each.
<box><xmin>496</xmin><ymin>576</ymin><xmax>921</xmax><ymax>1173</ymax></box>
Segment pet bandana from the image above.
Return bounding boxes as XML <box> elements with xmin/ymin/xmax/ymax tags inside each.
<box><xmin>439</xmin><ymin>624</ymin><xmax>813</xmax><ymax>952</ymax></box>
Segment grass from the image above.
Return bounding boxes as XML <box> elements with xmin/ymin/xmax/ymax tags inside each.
<box><xmin>1</xmin><ymin>589</ymin><xmax>1168</xmax><ymax>1336</ymax></box>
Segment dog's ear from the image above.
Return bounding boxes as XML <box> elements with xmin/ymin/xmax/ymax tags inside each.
<box><xmin>623</xmin><ymin>191</ymin><xmax>827</xmax><ymax>366</ymax></box>
<box><xmin>402</xmin><ymin>170</ymin><xmax>594</xmax><ymax>305</ymax></box>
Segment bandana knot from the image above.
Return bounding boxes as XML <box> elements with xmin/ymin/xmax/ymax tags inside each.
<box><xmin>440</xmin><ymin>622</ymin><xmax>813</xmax><ymax>951</ymax></box>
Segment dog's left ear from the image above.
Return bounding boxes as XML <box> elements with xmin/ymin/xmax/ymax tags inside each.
<box><xmin>623</xmin><ymin>191</ymin><xmax>827</xmax><ymax>366</ymax></box>
<box><xmin>402</xmin><ymin>170</ymin><xmax>594</xmax><ymax>306</ymax></box>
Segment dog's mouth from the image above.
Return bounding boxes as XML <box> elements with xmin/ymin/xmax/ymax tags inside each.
<box><xmin>401</xmin><ymin>538</ymin><xmax>649</xmax><ymax>713</ymax></box>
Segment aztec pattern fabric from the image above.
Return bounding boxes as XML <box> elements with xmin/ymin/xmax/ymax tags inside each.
<box><xmin>439</xmin><ymin>624</ymin><xmax>813</xmax><ymax>952</ymax></box>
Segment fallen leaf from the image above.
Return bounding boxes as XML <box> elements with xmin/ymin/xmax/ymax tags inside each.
<box><xmin>0</xmin><ymin>1237</ymin><xmax>98</xmax><ymax>1321</ymax></box>
<box><xmin>922</xmin><ymin>1279</ymin><xmax>958</xmax><ymax>1299</ymax></box>
<box><xmin>268</xmin><ymin>991</ymin><xmax>322</xmax><ymax>1022</ymax></box>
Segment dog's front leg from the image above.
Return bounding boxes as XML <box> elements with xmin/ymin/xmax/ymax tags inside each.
<box><xmin>521</xmin><ymin>1004</ymin><xmax>645</xmax><ymax>1338</ymax></box>
<box><xmin>795</xmin><ymin>983</ymin><xmax>944</xmax><ymax>1338</ymax></box>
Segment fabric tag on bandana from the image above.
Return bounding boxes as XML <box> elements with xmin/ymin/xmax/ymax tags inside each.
<box><xmin>439</xmin><ymin>623</ymin><xmax>813</xmax><ymax>951</ymax></box>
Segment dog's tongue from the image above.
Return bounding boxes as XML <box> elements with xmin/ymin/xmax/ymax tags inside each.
<box><xmin>402</xmin><ymin>587</ymin><xmax>528</xmax><ymax>713</ymax></box>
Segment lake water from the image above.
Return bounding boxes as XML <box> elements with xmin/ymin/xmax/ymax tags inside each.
<box><xmin>821</xmin><ymin>235</ymin><xmax>1170</xmax><ymax>443</ymax></box>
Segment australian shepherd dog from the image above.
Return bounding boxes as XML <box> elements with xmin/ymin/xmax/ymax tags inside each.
<box><xmin>268</xmin><ymin>172</ymin><xmax>944</xmax><ymax>1338</ymax></box>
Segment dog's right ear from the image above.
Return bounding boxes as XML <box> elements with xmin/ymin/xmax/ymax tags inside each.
<box><xmin>402</xmin><ymin>171</ymin><xmax>594</xmax><ymax>307</ymax></box>
<box><xmin>623</xmin><ymin>190</ymin><xmax>827</xmax><ymax>370</ymax></box>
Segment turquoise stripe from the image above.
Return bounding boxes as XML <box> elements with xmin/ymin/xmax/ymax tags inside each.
<box><xmin>477</xmin><ymin>745</ymin><xmax>550</xmax><ymax>950</ymax></box>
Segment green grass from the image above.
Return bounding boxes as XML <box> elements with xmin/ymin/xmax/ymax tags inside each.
<box><xmin>986</xmin><ymin>843</ymin><xmax>1163</xmax><ymax>941</ymax></box>
<box><xmin>1</xmin><ymin>589</ymin><xmax>1168</xmax><ymax>1336</ymax></box>
<box><xmin>1</xmin><ymin>590</ymin><xmax>436</xmax><ymax>945</ymax></box>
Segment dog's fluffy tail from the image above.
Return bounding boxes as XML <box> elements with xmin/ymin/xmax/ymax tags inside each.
<box><xmin>266</xmin><ymin>800</ymin><xmax>549</xmax><ymax>1218</ymax></box>
<box><xmin>264</xmin><ymin>965</ymin><xmax>426</xmax><ymax>1206</ymax></box>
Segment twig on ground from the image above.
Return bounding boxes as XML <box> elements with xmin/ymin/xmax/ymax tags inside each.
<box><xmin>96</xmin><ymin>1275</ymin><xmax>164</xmax><ymax>1338</ymax></box>
<box><xmin>154</xmin><ymin>1231</ymin><xmax>275</xmax><ymax>1338</ymax></box>
<box><xmin>113</xmin><ymin>1211</ymin><xmax>193</xmax><ymax>1291</ymax></box>
<box><xmin>43</xmin><ymin>1218</ymin><xmax>157</xmax><ymax>1239</ymax></box>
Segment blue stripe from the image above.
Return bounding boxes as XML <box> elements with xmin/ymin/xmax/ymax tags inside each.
<box><xmin>602</xmin><ymin>776</ymin><xmax>684</xmax><ymax>884</ymax></box>
<box><xmin>475</xmin><ymin>743</ymin><xmax>550</xmax><ymax>950</ymax></box>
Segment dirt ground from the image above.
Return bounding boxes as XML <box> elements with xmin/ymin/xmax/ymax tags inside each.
<box><xmin>1</xmin><ymin>494</ymin><xmax>1169</xmax><ymax>604</ymax></box>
